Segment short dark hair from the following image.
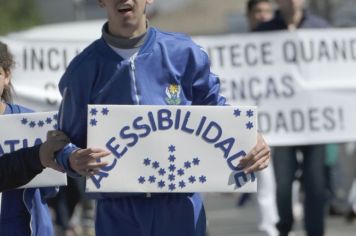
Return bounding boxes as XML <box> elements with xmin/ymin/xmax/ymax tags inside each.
<box><xmin>247</xmin><ymin>0</ymin><xmax>271</xmax><ymax>14</ymax></box>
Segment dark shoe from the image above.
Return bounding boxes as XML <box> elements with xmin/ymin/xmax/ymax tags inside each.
<box><xmin>345</xmin><ymin>209</ymin><xmax>356</xmax><ymax>223</ymax></box>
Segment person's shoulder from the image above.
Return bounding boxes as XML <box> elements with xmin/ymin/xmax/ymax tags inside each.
<box><xmin>305</xmin><ymin>13</ymin><xmax>330</xmax><ymax>28</ymax></box>
<box><xmin>154</xmin><ymin>28</ymin><xmax>198</xmax><ymax>47</ymax></box>
<box><xmin>65</xmin><ymin>39</ymin><xmax>101</xmax><ymax>75</ymax></box>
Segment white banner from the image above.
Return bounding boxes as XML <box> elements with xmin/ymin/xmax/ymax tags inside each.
<box><xmin>86</xmin><ymin>105</ymin><xmax>257</xmax><ymax>193</ymax></box>
<box><xmin>2</xmin><ymin>28</ymin><xmax>356</xmax><ymax>145</ymax></box>
<box><xmin>195</xmin><ymin>29</ymin><xmax>356</xmax><ymax>146</ymax></box>
<box><xmin>0</xmin><ymin>111</ymin><xmax>67</xmax><ymax>188</ymax></box>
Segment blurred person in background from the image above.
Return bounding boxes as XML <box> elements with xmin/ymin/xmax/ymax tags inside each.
<box><xmin>237</xmin><ymin>1</ymin><xmax>279</xmax><ymax>236</ymax></box>
<box><xmin>49</xmin><ymin>177</ymin><xmax>95</xmax><ymax>236</ymax></box>
<box><xmin>247</xmin><ymin>0</ymin><xmax>273</xmax><ymax>31</ymax></box>
<box><xmin>254</xmin><ymin>0</ymin><xmax>329</xmax><ymax>235</ymax></box>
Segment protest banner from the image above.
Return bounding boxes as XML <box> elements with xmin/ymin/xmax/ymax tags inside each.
<box><xmin>2</xmin><ymin>28</ymin><xmax>356</xmax><ymax>145</ymax></box>
<box><xmin>0</xmin><ymin>111</ymin><xmax>67</xmax><ymax>188</ymax></box>
<box><xmin>86</xmin><ymin>105</ymin><xmax>257</xmax><ymax>193</ymax></box>
<box><xmin>194</xmin><ymin>29</ymin><xmax>356</xmax><ymax>145</ymax></box>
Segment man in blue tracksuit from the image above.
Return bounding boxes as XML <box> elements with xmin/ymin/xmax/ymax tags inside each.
<box><xmin>56</xmin><ymin>0</ymin><xmax>271</xmax><ymax>235</ymax></box>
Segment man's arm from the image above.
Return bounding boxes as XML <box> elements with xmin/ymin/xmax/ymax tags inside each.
<box><xmin>0</xmin><ymin>130</ymin><xmax>70</xmax><ymax>192</ymax></box>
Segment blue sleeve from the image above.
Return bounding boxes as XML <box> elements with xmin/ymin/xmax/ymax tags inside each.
<box><xmin>191</xmin><ymin>48</ymin><xmax>226</xmax><ymax>106</ymax></box>
<box><xmin>55</xmin><ymin>61</ymin><xmax>89</xmax><ymax>177</ymax></box>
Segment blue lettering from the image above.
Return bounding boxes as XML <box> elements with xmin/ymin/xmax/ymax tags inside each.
<box><xmin>23</xmin><ymin>139</ymin><xmax>28</xmax><ymax>148</ymax></box>
<box><xmin>234</xmin><ymin>171</ymin><xmax>256</xmax><ymax>187</ymax></box>
<box><xmin>202</xmin><ymin>121</ymin><xmax>222</xmax><ymax>143</ymax></box>
<box><xmin>34</xmin><ymin>138</ymin><xmax>43</xmax><ymax>146</ymax></box>
<box><xmin>90</xmin><ymin>171</ymin><xmax>109</xmax><ymax>189</ymax></box>
<box><xmin>227</xmin><ymin>150</ymin><xmax>246</xmax><ymax>171</ymax></box>
<box><xmin>120</xmin><ymin>126</ymin><xmax>138</xmax><ymax>147</ymax></box>
<box><xmin>195</xmin><ymin>116</ymin><xmax>207</xmax><ymax>136</ymax></box>
<box><xmin>133</xmin><ymin>116</ymin><xmax>151</xmax><ymax>138</ymax></box>
<box><xmin>106</xmin><ymin>137</ymin><xmax>127</xmax><ymax>159</ymax></box>
<box><xmin>214</xmin><ymin>137</ymin><xmax>235</xmax><ymax>158</ymax></box>
<box><xmin>174</xmin><ymin>109</ymin><xmax>181</xmax><ymax>129</ymax></box>
<box><xmin>148</xmin><ymin>112</ymin><xmax>157</xmax><ymax>131</ymax></box>
<box><xmin>157</xmin><ymin>109</ymin><xmax>173</xmax><ymax>130</ymax></box>
<box><xmin>181</xmin><ymin>111</ymin><xmax>194</xmax><ymax>134</ymax></box>
<box><xmin>5</xmin><ymin>140</ymin><xmax>20</xmax><ymax>152</ymax></box>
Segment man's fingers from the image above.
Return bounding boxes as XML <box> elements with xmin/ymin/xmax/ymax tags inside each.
<box><xmin>243</xmin><ymin>155</ymin><xmax>270</xmax><ymax>174</ymax></box>
<box><xmin>69</xmin><ymin>148</ymin><xmax>111</xmax><ymax>176</ymax></box>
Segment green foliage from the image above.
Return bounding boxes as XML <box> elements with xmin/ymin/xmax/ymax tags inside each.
<box><xmin>0</xmin><ymin>0</ymin><xmax>42</xmax><ymax>35</ymax></box>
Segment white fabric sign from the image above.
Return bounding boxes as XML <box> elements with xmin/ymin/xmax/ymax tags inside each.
<box><xmin>86</xmin><ymin>105</ymin><xmax>257</xmax><ymax>193</ymax></box>
<box><xmin>194</xmin><ymin>29</ymin><xmax>356</xmax><ymax>145</ymax></box>
<box><xmin>2</xmin><ymin>28</ymin><xmax>356</xmax><ymax>145</ymax></box>
<box><xmin>0</xmin><ymin>111</ymin><xmax>67</xmax><ymax>188</ymax></box>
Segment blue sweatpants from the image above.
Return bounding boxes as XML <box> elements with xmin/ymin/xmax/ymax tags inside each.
<box><xmin>95</xmin><ymin>193</ymin><xmax>206</xmax><ymax>236</ymax></box>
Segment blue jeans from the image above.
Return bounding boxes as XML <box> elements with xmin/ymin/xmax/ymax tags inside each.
<box><xmin>273</xmin><ymin>145</ymin><xmax>326</xmax><ymax>236</ymax></box>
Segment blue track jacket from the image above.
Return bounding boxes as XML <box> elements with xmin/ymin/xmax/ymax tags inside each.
<box><xmin>0</xmin><ymin>104</ymin><xmax>55</xmax><ymax>236</ymax></box>
<box><xmin>56</xmin><ymin>26</ymin><xmax>226</xmax><ymax>236</ymax></box>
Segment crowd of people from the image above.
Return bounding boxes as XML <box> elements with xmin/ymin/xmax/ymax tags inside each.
<box><xmin>0</xmin><ymin>0</ymin><xmax>355</xmax><ymax>236</ymax></box>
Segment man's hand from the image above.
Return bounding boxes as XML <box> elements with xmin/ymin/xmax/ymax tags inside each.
<box><xmin>69</xmin><ymin>148</ymin><xmax>110</xmax><ymax>177</ymax></box>
<box><xmin>239</xmin><ymin>133</ymin><xmax>270</xmax><ymax>174</ymax></box>
<box><xmin>39</xmin><ymin>130</ymin><xmax>70</xmax><ymax>172</ymax></box>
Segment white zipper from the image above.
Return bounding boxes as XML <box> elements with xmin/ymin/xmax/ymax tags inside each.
<box><xmin>129</xmin><ymin>56</ymin><xmax>140</xmax><ymax>105</ymax></box>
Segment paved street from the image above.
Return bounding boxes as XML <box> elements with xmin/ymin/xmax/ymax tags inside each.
<box><xmin>204</xmin><ymin>193</ymin><xmax>356</xmax><ymax>236</ymax></box>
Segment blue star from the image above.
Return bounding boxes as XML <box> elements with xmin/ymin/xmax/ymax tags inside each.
<box><xmin>179</xmin><ymin>181</ymin><xmax>186</xmax><ymax>188</ymax></box>
<box><xmin>168</xmin><ymin>183</ymin><xmax>176</xmax><ymax>191</ymax></box>
<box><xmin>21</xmin><ymin>118</ymin><xmax>28</xmax><ymax>125</ymax></box>
<box><xmin>184</xmin><ymin>161</ymin><xmax>191</xmax><ymax>169</ymax></box>
<box><xmin>101</xmin><ymin>107</ymin><xmax>109</xmax><ymax>115</ymax></box>
<box><xmin>246</xmin><ymin>121</ymin><xmax>254</xmax><ymax>130</ymax></box>
<box><xmin>37</xmin><ymin>120</ymin><xmax>44</xmax><ymax>127</ymax></box>
<box><xmin>90</xmin><ymin>108</ymin><xmax>98</xmax><ymax>116</ymax></box>
<box><xmin>199</xmin><ymin>175</ymin><xmax>207</xmax><ymax>183</ymax></box>
<box><xmin>188</xmin><ymin>176</ymin><xmax>196</xmax><ymax>183</ymax></box>
<box><xmin>29</xmin><ymin>121</ymin><xmax>36</xmax><ymax>128</ymax></box>
<box><xmin>152</xmin><ymin>161</ymin><xmax>160</xmax><ymax>169</ymax></box>
<box><xmin>234</xmin><ymin>109</ymin><xmax>241</xmax><ymax>117</ymax></box>
<box><xmin>168</xmin><ymin>164</ymin><xmax>176</xmax><ymax>172</ymax></box>
<box><xmin>45</xmin><ymin>117</ymin><xmax>52</xmax><ymax>124</ymax></box>
<box><xmin>143</xmin><ymin>158</ymin><xmax>151</xmax><ymax>166</ymax></box>
<box><xmin>246</xmin><ymin>109</ymin><xmax>254</xmax><ymax>117</ymax></box>
<box><xmin>138</xmin><ymin>176</ymin><xmax>145</xmax><ymax>184</ymax></box>
<box><xmin>177</xmin><ymin>169</ymin><xmax>185</xmax><ymax>176</ymax></box>
<box><xmin>90</xmin><ymin>119</ymin><xmax>97</xmax><ymax>126</ymax></box>
<box><xmin>168</xmin><ymin>145</ymin><xmax>176</xmax><ymax>153</ymax></box>
<box><xmin>168</xmin><ymin>174</ymin><xmax>175</xmax><ymax>182</ymax></box>
<box><xmin>53</xmin><ymin>114</ymin><xmax>58</xmax><ymax>120</ymax></box>
<box><xmin>168</xmin><ymin>155</ymin><xmax>176</xmax><ymax>162</ymax></box>
<box><xmin>158</xmin><ymin>180</ymin><xmax>165</xmax><ymax>188</ymax></box>
<box><xmin>53</xmin><ymin>124</ymin><xmax>58</xmax><ymax>130</ymax></box>
<box><xmin>192</xmin><ymin>158</ymin><xmax>200</xmax><ymax>166</ymax></box>
<box><xmin>158</xmin><ymin>168</ymin><xmax>166</xmax><ymax>176</ymax></box>
<box><xmin>148</xmin><ymin>175</ymin><xmax>156</xmax><ymax>183</ymax></box>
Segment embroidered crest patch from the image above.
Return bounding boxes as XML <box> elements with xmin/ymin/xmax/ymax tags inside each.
<box><xmin>165</xmin><ymin>84</ymin><xmax>181</xmax><ymax>105</ymax></box>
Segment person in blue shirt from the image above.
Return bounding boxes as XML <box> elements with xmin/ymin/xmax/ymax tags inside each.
<box><xmin>56</xmin><ymin>0</ymin><xmax>272</xmax><ymax>235</ymax></box>
<box><xmin>0</xmin><ymin>40</ymin><xmax>109</xmax><ymax>236</ymax></box>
